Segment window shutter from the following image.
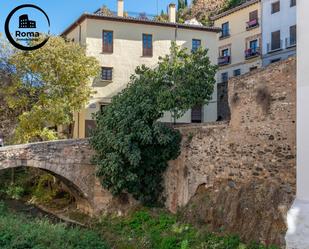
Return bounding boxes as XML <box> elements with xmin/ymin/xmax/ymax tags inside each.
<box><xmin>271</xmin><ymin>30</ymin><xmax>281</xmax><ymax>50</ymax></box>
<box><xmin>249</xmin><ymin>10</ymin><xmax>258</xmax><ymax>21</ymax></box>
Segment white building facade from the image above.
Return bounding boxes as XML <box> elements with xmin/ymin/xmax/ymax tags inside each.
<box><xmin>62</xmin><ymin>1</ymin><xmax>220</xmax><ymax>138</ymax></box>
<box><xmin>262</xmin><ymin>0</ymin><xmax>296</xmax><ymax>66</ymax></box>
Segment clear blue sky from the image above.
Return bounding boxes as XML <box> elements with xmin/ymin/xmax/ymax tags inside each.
<box><xmin>0</xmin><ymin>0</ymin><xmax>191</xmax><ymax>35</ymax></box>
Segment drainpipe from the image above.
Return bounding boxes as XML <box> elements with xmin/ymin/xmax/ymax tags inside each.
<box><xmin>260</xmin><ymin>0</ymin><xmax>264</xmax><ymax>65</ymax></box>
<box><xmin>173</xmin><ymin>24</ymin><xmax>178</xmax><ymax>125</ymax></box>
<box><xmin>77</xmin><ymin>24</ymin><xmax>82</xmax><ymax>138</ymax></box>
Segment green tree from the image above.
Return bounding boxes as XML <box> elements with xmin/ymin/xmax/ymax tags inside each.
<box><xmin>1</xmin><ymin>36</ymin><xmax>100</xmax><ymax>143</ymax></box>
<box><xmin>90</xmin><ymin>44</ymin><xmax>217</xmax><ymax>205</ymax></box>
<box><xmin>178</xmin><ymin>0</ymin><xmax>188</xmax><ymax>10</ymax></box>
<box><xmin>154</xmin><ymin>10</ymin><xmax>169</xmax><ymax>22</ymax></box>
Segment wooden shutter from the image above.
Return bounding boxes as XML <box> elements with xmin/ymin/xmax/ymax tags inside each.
<box><xmin>103</xmin><ymin>31</ymin><xmax>113</xmax><ymax>53</ymax></box>
<box><xmin>290</xmin><ymin>25</ymin><xmax>296</xmax><ymax>43</ymax></box>
<box><xmin>249</xmin><ymin>10</ymin><xmax>258</xmax><ymax>21</ymax></box>
<box><xmin>143</xmin><ymin>34</ymin><xmax>153</xmax><ymax>57</ymax></box>
<box><xmin>271</xmin><ymin>30</ymin><xmax>281</xmax><ymax>50</ymax></box>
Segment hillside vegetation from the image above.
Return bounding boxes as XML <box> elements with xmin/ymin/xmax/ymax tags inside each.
<box><xmin>177</xmin><ymin>0</ymin><xmax>246</xmax><ymax>25</ymax></box>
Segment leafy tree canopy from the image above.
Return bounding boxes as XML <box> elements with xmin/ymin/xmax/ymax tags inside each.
<box><xmin>178</xmin><ymin>0</ymin><xmax>188</xmax><ymax>10</ymax></box>
<box><xmin>90</xmin><ymin>43</ymin><xmax>217</xmax><ymax>205</ymax></box>
<box><xmin>0</xmin><ymin>36</ymin><xmax>100</xmax><ymax>143</ymax></box>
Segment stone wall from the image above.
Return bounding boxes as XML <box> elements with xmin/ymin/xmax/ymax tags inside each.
<box><xmin>165</xmin><ymin>58</ymin><xmax>296</xmax><ymax>246</ymax></box>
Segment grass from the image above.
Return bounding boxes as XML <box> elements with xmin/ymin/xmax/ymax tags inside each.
<box><xmin>0</xmin><ymin>202</ymin><xmax>109</xmax><ymax>249</ymax></box>
<box><xmin>92</xmin><ymin>208</ymin><xmax>279</xmax><ymax>249</ymax></box>
<box><xmin>0</xmin><ymin>200</ymin><xmax>279</xmax><ymax>249</ymax></box>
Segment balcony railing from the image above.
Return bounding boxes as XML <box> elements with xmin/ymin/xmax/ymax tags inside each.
<box><xmin>246</xmin><ymin>19</ymin><xmax>259</xmax><ymax>30</ymax></box>
<box><xmin>245</xmin><ymin>47</ymin><xmax>261</xmax><ymax>59</ymax></box>
<box><xmin>286</xmin><ymin>37</ymin><xmax>297</xmax><ymax>48</ymax></box>
<box><xmin>267</xmin><ymin>40</ymin><xmax>283</xmax><ymax>53</ymax></box>
<box><xmin>218</xmin><ymin>55</ymin><xmax>231</xmax><ymax>66</ymax></box>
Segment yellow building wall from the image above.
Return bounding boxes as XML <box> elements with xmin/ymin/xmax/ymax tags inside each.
<box><xmin>66</xmin><ymin>19</ymin><xmax>219</xmax><ymax>138</ymax></box>
<box><xmin>214</xmin><ymin>2</ymin><xmax>262</xmax><ymax>82</ymax></box>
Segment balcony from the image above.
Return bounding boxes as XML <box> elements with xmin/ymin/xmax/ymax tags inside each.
<box><xmin>286</xmin><ymin>37</ymin><xmax>297</xmax><ymax>48</ymax></box>
<box><xmin>245</xmin><ymin>47</ymin><xmax>261</xmax><ymax>59</ymax></box>
<box><xmin>246</xmin><ymin>19</ymin><xmax>259</xmax><ymax>30</ymax></box>
<box><xmin>218</xmin><ymin>55</ymin><xmax>231</xmax><ymax>66</ymax></box>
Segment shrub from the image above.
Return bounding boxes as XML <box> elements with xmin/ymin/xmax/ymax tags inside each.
<box><xmin>5</xmin><ymin>185</ymin><xmax>25</xmax><ymax>200</ymax></box>
<box><xmin>91</xmin><ymin>44</ymin><xmax>217</xmax><ymax>205</ymax></box>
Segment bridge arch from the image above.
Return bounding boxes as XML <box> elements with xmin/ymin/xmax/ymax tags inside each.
<box><xmin>0</xmin><ymin>139</ymin><xmax>110</xmax><ymax>214</ymax></box>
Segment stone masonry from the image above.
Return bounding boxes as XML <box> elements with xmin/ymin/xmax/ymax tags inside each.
<box><xmin>165</xmin><ymin>58</ymin><xmax>296</xmax><ymax>246</ymax></box>
<box><xmin>0</xmin><ymin>139</ymin><xmax>114</xmax><ymax>214</ymax></box>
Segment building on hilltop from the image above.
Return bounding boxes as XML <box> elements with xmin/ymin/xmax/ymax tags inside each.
<box><xmin>211</xmin><ymin>0</ymin><xmax>262</xmax><ymax>121</ymax></box>
<box><xmin>261</xmin><ymin>0</ymin><xmax>296</xmax><ymax>66</ymax></box>
<box><xmin>62</xmin><ymin>0</ymin><xmax>220</xmax><ymax>139</ymax></box>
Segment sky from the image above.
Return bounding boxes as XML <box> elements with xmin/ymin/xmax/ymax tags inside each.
<box><xmin>0</xmin><ymin>0</ymin><xmax>191</xmax><ymax>36</ymax></box>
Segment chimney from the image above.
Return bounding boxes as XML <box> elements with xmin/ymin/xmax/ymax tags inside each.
<box><xmin>168</xmin><ymin>3</ymin><xmax>176</xmax><ymax>23</ymax></box>
<box><xmin>117</xmin><ymin>0</ymin><xmax>124</xmax><ymax>17</ymax></box>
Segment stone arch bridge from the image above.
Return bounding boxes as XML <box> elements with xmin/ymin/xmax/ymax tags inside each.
<box><xmin>0</xmin><ymin>139</ymin><xmax>115</xmax><ymax>214</ymax></box>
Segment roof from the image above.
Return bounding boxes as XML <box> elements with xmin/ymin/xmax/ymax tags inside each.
<box><xmin>211</xmin><ymin>0</ymin><xmax>260</xmax><ymax>21</ymax></box>
<box><xmin>61</xmin><ymin>13</ymin><xmax>221</xmax><ymax>36</ymax></box>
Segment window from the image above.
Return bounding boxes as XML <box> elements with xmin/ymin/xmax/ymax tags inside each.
<box><xmin>103</xmin><ymin>30</ymin><xmax>113</xmax><ymax>53</ymax></box>
<box><xmin>221</xmin><ymin>22</ymin><xmax>230</xmax><ymax>38</ymax></box>
<box><xmin>221</xmin><ymin>48</ymin><xmax>229</xmax><ymax>57</ymax></box>
<box><xmin>221</xmin><ymin>72</ymin><xmax>228</xmax><ymax>83</ymax></box>
<box><xmin>85</xmin><ymin>120</ymin><xmax>96</xmax><ymax>138</ymax></box>
<box><xmin>233</xmin><ymin>69</ymin><xmax>241</xmax><ymax>77</ymax></box>
<box><xmin>143</xmin><ymin>34</ymin><xmax>153</xmax><ymax>57</ymax></box>
<box><xmin>290</xmin><ymin>25</ymin><xmax>297</xmax><ymax>46</ymax></box>
<box><xmin>290</xmin><ymin>0</ymin><xmax>296</xmax><ymax>7</ymax></box>
<box><xmin>250</xmin><ymin>39</ymin><xmax>258</xmax><ymax>51</ymax></box>
<box><xmin>247</xmin><ymin>10</ymin><xmax>259</xmax><ymax>29</ymax></box>
<box><xmin>192</xmin><ymin>39</ymin><xmax>201</xmax><ymax>52</ymax></box>
<box><xmin>101</xmin><ymin>67</ymin><xmax>113</xmax><ymax>81</ymax></box>
<box><xmin>100</xmin><ymin>104</ymin><xmax>107</xmax><ymax>113</ymax></box>
<box><xmin>271</xmin><ymin>30</ymin><xmax>281</xmax><ymax>50</ymax></box>
<box><xmin>249</xmin><ymin>10</ymin><xmax>258</xmax><ymax>21</ymax></box>
<box><xmin>271</xmin><ymin>1</ymin><xmax>280</xmax><ymax>14</ymax></box>
<box><xmin>191</xmin><ymin>105</ymin><xmax>202</xmax><ymax>123</ymax></box>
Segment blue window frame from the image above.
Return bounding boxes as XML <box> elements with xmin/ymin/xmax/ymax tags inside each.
<box><xmin>221</xmin><ymin>22</ymin><xmax>230</xmax><ymax>38</ymax></box>
<box><xmin>192</xmin><ymin>39</ymin><xmax>201</xmax><ymax>52</ymax></box>
<box><xmin>250</xmin><ymin>39</ymin><xmax>258</xmax><ymax>52</ymax></box>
